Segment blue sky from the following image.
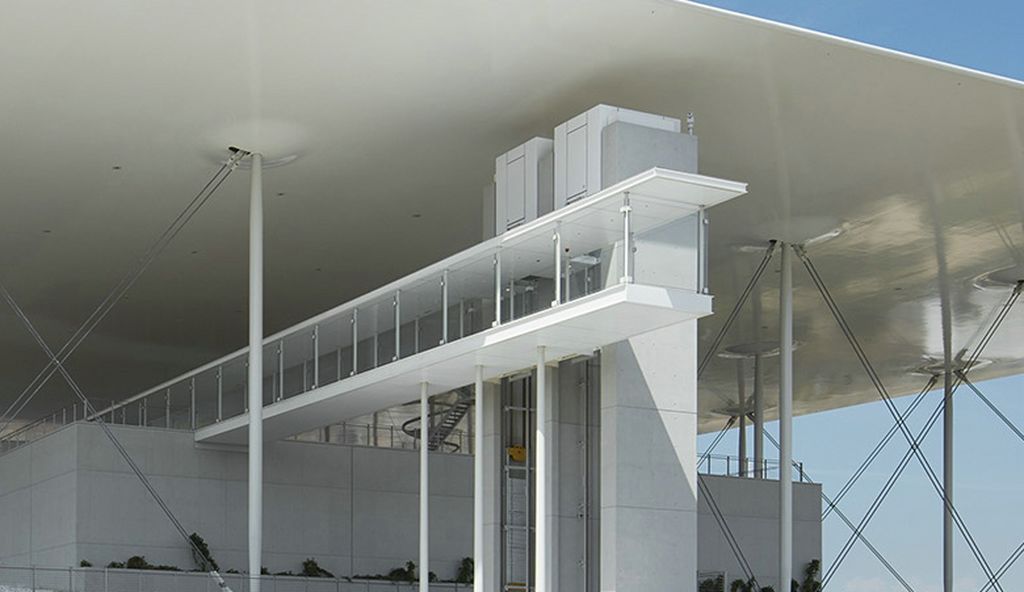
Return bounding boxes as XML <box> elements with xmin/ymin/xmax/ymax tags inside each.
<box><xmin>693</xmin><ymin>2</ymin><xmax>1024</xmax><ymax>591</ymax></box>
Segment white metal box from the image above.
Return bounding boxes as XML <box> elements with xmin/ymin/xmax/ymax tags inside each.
<box><xmin>554</xmin><ymin>105</ymin><xmax>684</xmax><ymax>208</ymax></box>
<box><xmin>495</xmin><ymin>137</ymin><xmax>554</xmax><ymax>235</ymax></box>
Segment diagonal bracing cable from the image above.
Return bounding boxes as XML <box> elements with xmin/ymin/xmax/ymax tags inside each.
<box><xmin>823</xmin><ymin>279</ymin><xmax>1021</xmax><ymax>588</ymax></box>
<box><xmin>760</xmin><ymin>428</ymin><xmax>915</xmax><ymax>592</ymax></box>
<box><xmin>0</xmin><ymin>284</ymin><xmax>230</xmax><ymax>590</ymax></box>
<box><xmin>698</xmin><ymin>240</ymin><xmax>777</xmax><ymax>379</ymax></box>
<box><xmin>795</xmin><ymin>245</ymin><xmax>1005</xmax><ymax>590</ymax></box>
<box><xmin>698</xmin><ymin>473</ymin><xmax>761</xmax><ymax>588</ymax></box>
<box><xmin>822</xmin><ymin>397</ymin><xmax>944</xmax><ymax>587</ymax></box>
<box><xmin>699</xmin><ymin>416</ymin><xmax>736</xmax><ymax>467</ymax></box>
<box><xmin>958</xmin><ymin>372</ymin><xmax>1024</xmax><ymax>445</ymax></box>
<box><xmin>0</xmin><ymin>151</ymin><xmax>247</xmax><ymax>437</ymax></box>
<box><xmin>822</xmin><ymin>376</ymin><xmax>936</xmax><ymax>520</ymax></box>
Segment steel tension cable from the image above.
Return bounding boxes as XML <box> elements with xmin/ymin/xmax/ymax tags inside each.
<box><xmin>0</xmin><ymin>150</ymin><xmax>247</xmax><ymax>438</ymax></box>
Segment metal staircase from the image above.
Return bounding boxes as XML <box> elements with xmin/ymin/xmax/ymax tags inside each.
<box><xmin>401</xmin><ymin>387</ymin><xmax>474</xmax><ymax>451</ymax></box>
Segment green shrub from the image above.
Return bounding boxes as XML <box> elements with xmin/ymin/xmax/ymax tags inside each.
<box><xmin>301</xmin><ymin>558</ymin><xmax>335</xmax><ymax>578</ymax></box>
<box><xmin>455</xmin><ymin>558</ymin><xmax>473</xmax><ymax>584</ymax></box>
<box><xmin>189</xmin><ymin>533</ymin><xmax>219</xmax><ymax>572</ymax></box>
<box><xmin>79</xmin><ymin>560</ymin><xmax>92</xmax><ymax>568</ymax></box>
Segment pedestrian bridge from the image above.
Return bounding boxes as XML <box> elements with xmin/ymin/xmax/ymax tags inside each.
<box><xmin>85</xmin><ymin>168</ymin><xmax>745</xmax><ymax>446</ymax></box>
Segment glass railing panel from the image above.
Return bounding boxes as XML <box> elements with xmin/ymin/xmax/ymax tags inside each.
<box><xmin>400</xmin><ymin>274</ymin><xmax>444</xmax><ymax>357</ymax></box>
<box><xmin>143</xmin><ymin>390</ymin><xmax>167</xmax><ymax>427</ymax></box>
<box><xmin>264</xmin><ymin>339</ymin><xmax>282</xmax><ymax>404</ymax></box>
<box><xmin>194</xmin><ymin>366</ymin><xmax>219</xmax><ymax>428</ymax></box>
<box><xmin>281</xmin><ymin>324</ymin><xmax>317</xmax><ymax>399</ymax></box>
<box><xmin>499</xmin><ymin>232</ymin><xmax>557</xmax><ymax>323</ymax></box>
<box><xmin>317</xmin><ymin>315</ymin><xmax>347</xmax><ymax>386</ymax></box>
<box><xmin>356</xmin><ymin>296</ymin><xmax>393</xmax><ymax>373</ymax></box>
<box><xmin>168</xmin><ymin>380</ymin><xmax>192</xmax><ymax>429</ymax></box>
<box><xmin>317</xmin><ymin>313</ymin><xmax>346</xmax><ymax>383</ymax></box>
<box><xmin>117</xmin><ymin>399</ymin><xmax>144</xmax><ymax>426</ymax></box>
<box><xmin>221</xmin><ymin>355</ymin><xmax>247</xmax><ymax>419</ymax></box>
<box><xmin>558</xmin><ymin>217</ymin><xmax>620</xmax><ymax>302</ymax></box>
<box><xmin>376</xmin><ymin>295</ymin><xmax>398</xmax><ymax>366</ymax></box>
<box><xmin>446</xmin><ymin>253</ymin><xmax>496</xmax><ymax>339</ymax></box>
<box><xmin>633</xmin><ymin>210</ymin><xmax>701</xmax><ymax>292</ymax></box>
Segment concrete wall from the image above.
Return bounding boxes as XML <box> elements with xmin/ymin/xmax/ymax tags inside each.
<box><xmin>0</xmin><ymin>422</ymin><xmax>473</xmax><ymax>579</ymax></box>
<box><xmin>697</xmin><ymin>474</ymin><xmax>822</xmax><ymax>589</ymax></box>
<box><xmin>0</xmin><ymin>416</ymin><xmax>821</xmax><ymax>590</ymax></box>
<box><xmin>0</xmin><ymin>425</ymin><xmax>78</xmax><ymax>567</ymax></box>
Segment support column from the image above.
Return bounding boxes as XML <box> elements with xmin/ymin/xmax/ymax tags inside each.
<box><xmin>474</xmin><ymin>366</ymin><xmax>485</xmax><ymax>592</ymax></box>
<box><xmin>753</xmin><ymin>353</ymin><xmax>765</xmax><ymax>479</ymax></box>
<box><xmin>600</xmin><ymin>322</ymin><xmax>699</xmax><ymax>591</ymax></box>
<box><xmin>943</xmin><ymin>366</ymin><xmax>954</xmax><ymax>592</ymax></box>
<box><xmin>737</xmin><ymin>360</ymin><xmax>747</xmax><ymax>477</ymax></box>
<box><xmin>247</xmin><ymin>152</ymin><xmax>264</xmax><ymax>592</ymax></box>
<box><xmin>420</xmin><ymin>381</ymin><xmax>429</xmax><ymax>592</ymax></box>
<box><xmin>535</xmin><ymin>346</ymin><xmax>551</xmax><ymax>592</ymax></box>
<box><xmin>481</xmin><ymin>378</ymin><xmax>503</xmax><ymax>592</ymax></box>
<box><xmin>778</xmin><ymin>243</ymin><xmax>793</xmax><ymax>591</ymax></box>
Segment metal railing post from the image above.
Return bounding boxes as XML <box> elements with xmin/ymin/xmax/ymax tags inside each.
<box><xmin>441</xmin><ymin>270</ymin><xmax>449</xmax><ymax>344</ymax></box>
<box><xmin>493</xmin><ymin>252</ymin><xmax>502</xmax><ymax>326</ymax></box>
<box><xmin>217</xmin><ymin>366</ymin><xmax>223</xmax><ymax>422</ymax></box>
<box><xmin>553</xmin><ymin>223</ymin><xmax>562</xmax><ymax>305</ymax></box>
<box><xmin>394</xmin><ymin>291</ymin><xmax>401</xmax><ymax>360</ymax></box>
<box><xmin>312</xmin><ymin>324</ymin><xmax>320</xmax><ymax>388</ymax></box>
<box><xmin>165</xmin><ymin>388</ymin><xmax>171</xmax><ymax>428</ymax></box>
<box><xmin>618</xmin><ymin>188</ymin><xmax>634</xmax><ymax>280</ymax></box>
<box><xmin>277</xmin><ymin>341</ymin><xmax>284</xmax><ymax>401</ymax></box>
<box><xmin>190</xmin><ymin>377</ymin><xmax>197</xmax><ymax>429</ymax></box>
<box><xmin>351</xmin><ymin>309</ymin><xmax>359</xmax><ymax>375</ymax></box>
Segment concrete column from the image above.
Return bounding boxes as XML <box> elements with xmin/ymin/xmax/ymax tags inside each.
<box><xmin>778</xmin><ymin>243</ymin><xmax>793</xmax><ymax>591</ymax></box>
<box><xmin>481</xmin><ymin>379</ymin><xmax>503</xmax><ymax>592</ymax></box>
<box><xmin>420</xmin><ymin>382</ymin><xmax>429</xmax><ymax>592</ymax></box>
<box><xmin>474</xmin><ymin>366</ymin><xmax>485</xmax><ymax>592</ymax></box>
<box><xmin>247</xmin><ymin>152</ymin><xmax>264</xmax><ymax>592</ymax></box>
<box><xmin>600</xmin><ymin>322</ymin><xmax>699</xmax><ymax>591</ymax></box>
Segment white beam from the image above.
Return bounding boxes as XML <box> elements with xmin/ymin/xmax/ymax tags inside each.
<box><xmin>473</xmin><ymin>365</ymin><xmax>484</xmax><ymax>592</ymax></box>
<box><xmin>247</xmin><ymin>152</ymin><xmax>264</xmax><ymax>592</ymax></box>
<box><xmin>420</xmin><ymin>381</ymin><xmax>429</xmax><ymax>592</ymax></box>
<box><xmin>778</xmin><ymin>243</ymin><xmax>793</xmax><ymax>591</ymax></box>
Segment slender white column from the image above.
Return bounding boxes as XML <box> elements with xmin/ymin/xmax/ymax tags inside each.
<box><xmin>737</xmin><ymin>360</ymin><xmax>747</xmax><ymax>477</ymax></box>
<box><xmin>473</xmin><ymin>366</ymin><xmax>485</xmax><ymax>592</ymax></box>
<box><xmin>753</xmin><ymin>353</ymin><xmax>765</xmax><ymax>479</ymax></box>
<box><xmin>247</xmin><ymin>152</ymin><xmax>264</xmax><ymax>592</ymax></box>
<box><xmin>943</xmin><ymin>340</ymin><xmax>954</xmax><ymax>592</ymax></box>
<box><xmin>752</xmin><ymin>288</ymin><xmax>765</xmax><ymax>479</ymax></box>
<box><xmin>778</xmin><ymin>243</ymin><xmax>793</xmax><ymax>591</ymax></box>
<box><xmin>420</xmin><ymin>381</ymin><xmax>430</xmax><ymax>592</ymax></box>
<box><xmin>535</xmin><ymin>346</ymin><xmax>549</xmax><ymax>592</ymax></box>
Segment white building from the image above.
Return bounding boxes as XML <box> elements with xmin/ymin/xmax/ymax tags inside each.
<box><xmin>0</xmin><ymin>2</ymin><xmax>1021</xmax><ymax>592</ymax></box>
